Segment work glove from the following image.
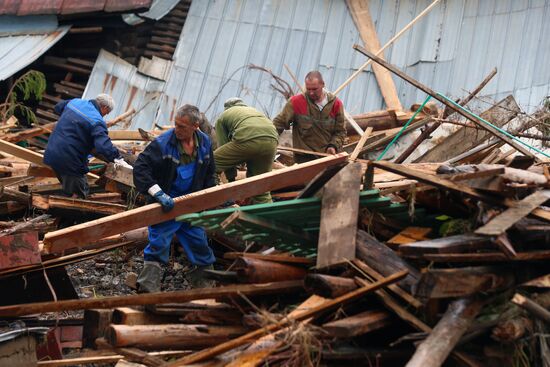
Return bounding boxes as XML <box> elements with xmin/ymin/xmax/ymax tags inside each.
<box><xmin>114</xmin><ymin>157</ymin><xmax>133</xmax><ymax>170</ymax></box>
<box><xmin>148</xmin><ymin>184</ymin><xmax>174</xmax><ymax>212</ymax></box>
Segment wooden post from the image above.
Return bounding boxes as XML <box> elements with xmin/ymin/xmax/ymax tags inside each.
<box><xmin>234</xmin><ymin>257</ymin><xmax>307</xmax><ymax>283</ymax></box>
<box><xmin>304</xmin><ymin>274</ymin><xmax>358</xmax><ymax>298</ymax></box>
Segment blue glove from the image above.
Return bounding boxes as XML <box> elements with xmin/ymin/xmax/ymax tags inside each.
<box><xmin>154</xmin><ymin>190</ymin><xmax>174</xmax><ymax>212</ymax></box>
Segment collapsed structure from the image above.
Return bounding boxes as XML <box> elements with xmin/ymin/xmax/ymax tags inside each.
<box><xmin>0</xmin><ymin>0</ymin><xmax>549</xmax><ymax>366</ymax></box>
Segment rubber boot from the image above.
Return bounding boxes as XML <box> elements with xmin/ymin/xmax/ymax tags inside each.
<box><xmin>137</xmin><ymin>261</ymin><xmax>162</xmax><ymax>311</ymax></box>
<box><xmin>187</xmin><ymin>264</ymin><xmax>215</xmax><ymax>288</ymax></box>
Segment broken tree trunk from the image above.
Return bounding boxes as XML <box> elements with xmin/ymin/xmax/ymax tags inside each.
<box><xmin>106</xmin><ymin>324</ymin><xmax>247</xmax><ymax>350</ymax></box>
<box><xmin>405</xmin><ymin>297</ymin><xmax>485</xmax><ymax>367</ymax></box>
<box><xmin>304</xmin><ymin>274</ymin><xmax>358</xmax><ymax>298</ymax></box>
<box><xmin>43</xmin><ymin>154</ymin><xmax>348</xmax><ymax>253</ymax></box>
<box><xmin>234</xmin><ymin>257</ymin><xmax>307</xmax><ymax>283</ymax></box>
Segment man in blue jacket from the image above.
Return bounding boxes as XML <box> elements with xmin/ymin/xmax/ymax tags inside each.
<box><xmin>44</xmin><ymin>94</ymin><xmax>131</xmax><ymax>198</ymax></box>
<box><xmin>133</xmin><ymin>104</ymin><xmax>216</xmax><ymax>291</ymax></box>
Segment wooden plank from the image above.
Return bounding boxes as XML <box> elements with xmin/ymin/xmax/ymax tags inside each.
<box><xmin>417</xmin><ymin>95</ymin><xmax>520</xmax><ymax>162</ymax></box>
<box><xmin>398</xmin><ymin>234</ymin><xmax>493</xmax><ymax>256</ymax></box>
<box><xmin>317</xmin><ymin>162</ymin><xmax>363</xmax><ymax>268</ymax></box>
<box><xmin>353</xmin><ymin>45</ymin><xmax>536</xmax><ymax>159</ymax></box>
<box><xmin>346</xmin><ymin>0</ymin><xmax>402</xmax><ymax>110</ymax></box>
<box><xmin>37</xmin><ymin>352</ymin><xmax>187</xmax><ymax>367</ymax></box>
<box><xmin>415</xmin><ymin>266</ymin><xmax>514</xmax><ymax>300</ymax></box>
<box><xmin>165</xmin><ymin>271</ymin><xmax>407</xmax><ymax>366</ymax></box>
<box><xmin>411</xmin><ymin>250</ymin><xmax>550</xmax><ymax>262</ymax></box>
<box><xmin>108</xmin><ymin>130</ymin><xmax>157</xmax><ymax>141</ymax></box>
<box><xmin>0</xmin><ymin>139</ymin><xmax>99</xmax><ymax>180</ymax></box>
<box><xmin>104</xmin><ymin>164</ymin><xmax>135</xmax><ymax>187</ymax></box>
<box><xmin>323</xmin><ymin>309</ymin><xmax>393</xmax><ymax>338</ymax></box>
<box><xmin>0</xmin><ymin>280</ymin><xmax>304</xmax><ymax>317</ymax></box>
<box><xmin>43</xmin><ymin>154</ymin><xmax>348</xmax><ymax>253</ymax></box>
<box><xmin>47</xmin><ymin>195</ymin><xmax>127</xmax><ymax>216</ymax></box>
<box><xmin>475</xmin><ymin>190</ymin><xmax>550</xmax><ymax>236</ymax></box>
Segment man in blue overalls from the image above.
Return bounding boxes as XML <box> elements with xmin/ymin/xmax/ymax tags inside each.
<box><xmin>133</xmin><ymin>104</ymin><xmax>217</xmax><ymax>291</ymax></box>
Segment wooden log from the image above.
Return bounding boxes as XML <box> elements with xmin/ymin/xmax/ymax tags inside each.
<box><xmin>0</xmin><ymin>187</ymin><xmax>30</xmax><ymax>205</ymax></box>
<box><xmin>106</xmin><ymin>324</ymin><xmax>247</xmax><ymax>350</ymax></box>
<box><xmin>304</xmin><ymin>274</ymin><xmax>358</xmax><ymax>298</ymax></box>
<box><xmin>511</xmin><ymin>293</ymin><xmax>550</xmax><ymax>324</ymax></box>
<box><xmin>322</xmin><ymin>309</ymin><xmax>393</xmax><ymax>338</ymax></box>
<box><xmin>317</xmin><ymin>162</ymin><xmax>363</xmax><ymax>268</ymax></box>
<box><xmin>0</xmin><ymin>280</ymin><xmax>304</xmax><ymax>317</ymax></box>
<box><xmin>234</xmin><ymin>257</ymin><xmax>307</xmax><ymax>283</ymax></box>
<box><xmin>353</xmin><ymin>45</ymin><xmax>535</xmax><ymax>159</ymax></box>
<box><xmin>356</xmin><ymin>230</ymin><xmax>420</xmax><ymax>294</ymax></box>
<box><xmin>0</xmin><ymin>200</ymin><xmax>25</xmax><ymax>214</ymax></box>
<box><xmin>405</xmin><ymin>297</ymin><xmax>485</xmax><ymax>367</ymax></box>
<box><xmin>43</xmin><ymin>154</ymin><xmax>348</xmax><ymax>253</ymax></box>
<box><xmin>165</xmin><ymin>271</ymin><xmax>407</xmax><ymax>366</ymax></box>
<box><xmin>415</xmin><ymin>266</ymin><xmax>514</xmax><ymax>300</ymax></box>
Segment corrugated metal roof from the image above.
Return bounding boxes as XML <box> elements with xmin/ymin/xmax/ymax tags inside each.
<box><xmin>82</xmin><ymin>49</ymin><xmax>166</xmax><ymax>130</ymax></box>
<box><xmin>84</xmin><ymin>0</ymin><xmax>550</xmax><ymax>130</ymax></box>
<box><xmin>0</xmin><ymin>0</ymin><xmax>152</xmax><ymax>16</ymax></box>
<box><xmin>0</xmin><ymin>16</ymin><xmax>69</xmax><ymax>81</ymax></box>
<box><xmin>139</xmin><ymin>0</ymin><xmax>180</xmax><ymax>20</ymax></box>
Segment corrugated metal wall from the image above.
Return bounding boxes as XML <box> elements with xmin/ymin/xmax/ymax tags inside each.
<box><xmin>85</xmin><ymin>0</ymin><xmax>550</xmax><ymax>128</ymax></box>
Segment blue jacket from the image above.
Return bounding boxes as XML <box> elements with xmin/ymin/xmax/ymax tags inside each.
<box><xmin>44</xmin><ymin>99</ymin><xmax>120</xmax><ymax>176</ymax></box>
<box><xmin>133</xmin><ymin>129</ymin><xmax>216</xmax><ymax>198</ymax></box>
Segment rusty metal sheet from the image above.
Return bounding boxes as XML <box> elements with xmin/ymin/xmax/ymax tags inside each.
<box><xmin>0</xmin><ymin>231</ymin><xmax>40</xmax><ymax>270</ymax></box>
<box><xmin>60</xmin><ymin>0</ymin><xmax>105</xmax><ymax>15</ymax></box>
<box><xmin>105</xmin><ymin>0</ymin><xmax>151</xmax><ymax>12</ymax></box>
<box><xmin>16</xmin><ymin>0</ymin><xmax>63</xmax><ymax>15</ymax></box>
<box><xmin>0</xmin><ymin>0</ymin><xmax>18</xmax><ymax>15</ymax></box>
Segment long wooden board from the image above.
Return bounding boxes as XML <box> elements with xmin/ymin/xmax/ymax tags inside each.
<box><xmin>0</xmin><ymin>139</ymin><xmax>99</xmax><ymax>180</ymax></box>
<box><xmin>317</xmin><ymin>162</ymin><xmax>363</xmax><ymax>268</ymax></box>
<box><xmin>475</xmin><ymin>190</ymin><xmax>550</xmax><ymax>236</ymax></box>
<box><xmin>43</xmin><ymin>154</ymin><xmax>348</xmax><ymax>253</ymax></box>
<box><xmin>346</xmin><ymin>0</ymin><xmax>402</xmax><ymax>110</ymax></box>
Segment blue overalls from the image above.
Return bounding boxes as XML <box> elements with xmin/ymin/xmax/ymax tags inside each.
<box><xmin>143</xmin><ymin>151</ymin><xmax>215</xmax><ymax>266</ymax></box>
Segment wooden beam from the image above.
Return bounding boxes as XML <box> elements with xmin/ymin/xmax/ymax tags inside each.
<box><xmin>317</xmin><ymin>162</ymin><xmax>363</xmax><ymax>268</ymax></box>
<box><xmin>166</xmin><ymin>271</ymin><xmax>407</xmax><ymax>366</ymax></box>
<box><xmin>323</xmin><ymin>309</ymin><xmax>393</xmax><ymax>338</ymax></box>
<box><xmin>304</xmin><ymin>274</ymin><xmax>359</xmax><ymax>298</ymax></box>
<box><xmin>36</xmin><ymin>195</ymin><xmax>127</xmax><ymax>216</ymax></box>
<box><xmin>43</xmin><ymin>154</ymin><xmax>348</xmax><ymax>253</ymax></box>
<box><xmin>0</xmin><ymin>139</ymin><xmax>99</xmax><ymax>180</ymax></box>
<box><xmin>37</xmin><ymin>351</ymin><xmax>187</xmax><ymax>366</ymax></box>
<box><xmin>411</xmin><ymin>250</ymin><xmax>550</xmax><ymax>263</ymax></box>
<box><xmin>0</xmin><ymin>280</ymin><xmax>304</xmax><ymax>317</ymax></box>
<box><xmin>223</xmin><ymin>252</ymin><xmax>314</xmax><ymax>265</ymax></box>
<box><xmin>475</xmin><ymin>190</ymin><xmax>550</xmax><ymax>236</ymax></box>
<box><xmin>104</xmin><ymin>164</ymin><xmax>135</xmax><ymax>187</ymax></box>
<box><xmin>346</xmin><ymin>0</ymin><xmax>402</xmax><ymax>110</ymax></box>
<box><xmin>353</xmin><ymin>45</ymin><xmax>536</xmax><ymax>159</ymax></box>
<box><xmin>398</xmin><ymin>234</ymin><xmax>493</xmax><ymax>256</ymax></box>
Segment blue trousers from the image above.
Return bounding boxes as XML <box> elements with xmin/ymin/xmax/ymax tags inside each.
<box><xmin>143</xmin><ymin>220</ymin><xmax>215</xmax><ymax>266</ymax></box>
